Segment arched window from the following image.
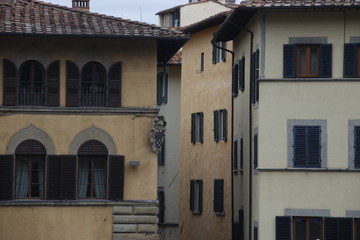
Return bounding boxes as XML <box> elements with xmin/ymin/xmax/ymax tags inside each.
<box><xmin>81</xmin><ymin>62</ymin><xmax>106</xmax><ymax>107</ymax></box>
<box><xmin>19</xmin><ymin>61</ymin><xmax>45</xmax><ymax>106</ymax></box>
<box><xmin>77</xmin><ymin>140</ymin><xmax>108</xmax><ymax>199</ymax></box>
<box><xmin>15</xmin><ymin>140</ymin><xmax>46</xmax><ymax>199</ymax></box>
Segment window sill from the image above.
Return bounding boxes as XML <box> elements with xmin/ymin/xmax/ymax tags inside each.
<box><xmin>192</xmin><ymin>210</ymin><xmax>201</xmax><ymax>215</ymax></box>
<box><xmin>232</xmin><ymin>169</ymin><xmax>243</xmax><ymax>175</ymax></box>
<box><xmin>215</xmin><ymin>211</ymin><xmax>225</xmax><ymax>216</ymax></box>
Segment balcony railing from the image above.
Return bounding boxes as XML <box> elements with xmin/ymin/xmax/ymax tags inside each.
<box><xmin>80</xmin><ymin>87</ymin><xmax>105</xmax><ymax>107</ymax></box>
<box><xmin>18</xmin><ymin>86</ymin><xmax>44</xmax><ymax>106</ymax></box>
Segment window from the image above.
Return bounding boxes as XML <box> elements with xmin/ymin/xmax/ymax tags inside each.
<box><xmin>191</xmin><ymin>112</ymin><xmax>204</xmax><ymax>144</ymax></box>
<box><xmin>251</xmin><ymin>50</ymin><xmax>259</xmax><ymax>103</ymax></box>
<box><xmin>66</xmin><ymin>61</ymin><xmax>122</xmax><ymax>107</ymax></box>
<box><xmin>157</xmin><ymin>72</ymin><xmax>168</xmax><ymax>105</ymax></box>
<box><xmin>190</xmin><ymin>179</ymin><xmax>202</xmax><ymax>214</ymax></box>
<box><xmin>276</xmin><ymin>216</ymin><xmax>353</xmax><ymax>240</ymax></box>
<box><xmin>238</xmin><ymin>57</ymin><xmax>245</xmax><ymax>92</ymax></box>
<box><xmin>254</xmin><ymin>134</ymin><xmax>258</xmax><ymax>169</ymax></box>
<box><xmin>240</xmin><ymin>138</ymin><xmax>244</xmax><ymax>170</ymax></box>
<box><xmin>158</xmin><ymin>189</ymin><xmax>165</xmax><ymax>224</ymax></box>
<box><xmin>200</xmin><ymin>52</ymin><xmax>204</xmax><ymax>72</ymax></box>
<box><xmin>283</xmin><ymin>44</ymin><xmax>332</xmax><ymax>78</ymax></box>
<box><xmin>233</xmin><ymin>140</ymin><xmax>238</xmax><ymax>170</ymax></box>
<box><xmin>3</xmin><ymin>59</ymin><xmax>60</xmax><ymax>106</ymax></box>
<box><xmin>158</xmin><ymin>139</ymin><xmax>165</xmax><ymax>166</ymax></box>
<box><xmin>354</xmin><ymin>126</ymin><xmax>360</xmax><ymax>168</ymax></box>
<box><xmin>344</xmin><ymin>43</ymin><xmax>360</xmax><ymax>78</ymax></box>
<box><xmin>214</xmin><ymin>179</ymin><xmax>224</xmax><ymax>215</ymax></box>
<box><xmin>232</xmin><ymin>64</ymin><xmax>239</xmax><ymax>96</ymax></box>
<box><xmin>212</xmin><ymin>41</ymin><xmax>226</xmax><ymax>64</ymax></box>
<box><xmin>293</xmin><ymin>125</ymin><xmax>321</xmax><ymax>168</ymax></box>
<box><xmin>254</xmin><ymin>226</ymin><xmax>258</xmax><ymax>240</ymax></box>
<box><xmin>355</xmin><ymin>219</ymin><xmax>360</xmax><ymax>240</ymax></box>
<box><xmin>214</xmin><ymin>109</ymin><xmax>227</xmax><ymax>142</ymax></box>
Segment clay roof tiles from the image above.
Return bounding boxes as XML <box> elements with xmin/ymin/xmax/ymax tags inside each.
<box><xmin>238</xmin><ymin>0</ymin><xmax>360</xmax><ymax>8</ymax></box>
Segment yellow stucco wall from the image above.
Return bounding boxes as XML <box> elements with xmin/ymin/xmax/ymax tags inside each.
<box><xmin>179</xmin><ymin>26</ymin><xmax>232</xmax><ymax>240</ymax></box>
<box><xmin>0</xmin><ymin>206</ymin><xmax>112</xmax><ymax>240</ymax></box>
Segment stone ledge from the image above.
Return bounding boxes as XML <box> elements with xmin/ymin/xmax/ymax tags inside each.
<box><xmin>113</xmin><ymin>224</ymin><xmax>137</xmax><ymax>233</ymax></box>
<box><xmin>113</xmin><ymin>233</ymin><xmax>159</xmax><ymax>240</ymax></box>
<box><xmin>113</xmin><ymin>206</ymin><xmax>133</xmax><ymax>215</ymax></box>
<box><xmin>138</xmin><ymin>224</ymin><xmax>158</xmax><ymax>233</ymax></box>
<box><xmin>133</xmin><ymin>206</ymin><xmax>158</xmax><ymax>215</ymax></box>
<box><xmin>113</xmin><ymin>215</ymin><xmax>158</xmax><ymax>224</ymax></box>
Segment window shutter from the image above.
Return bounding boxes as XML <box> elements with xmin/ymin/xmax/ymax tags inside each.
<box><xmin>254</xmin><ymin>135</ymin><xmax>258</xmax><ymax>168</ymax></box>
<box><xmin>61</xmin><ymin>155</ymin><xmax>77</xmax><ymax>200</ymax></box>
<box><xmin>45</xmin><ymin>60</ymin><xmax>60</xmax><ymax>107</ymax></box>
<box><xmin>283</xmin><ymin>44</ymin><xmax>296</xmax><ymax>78</ymax></box>
<box><xmin>239</xmin><ymin>209</ymin><xmax>244</xmax><ymax>240</ymax></box>
<box><xmin>233</xmin><ymin>140</ymin><xmax>238</xmax><ymax>170</ymax></box>
<box><xmin>293</xmin><ymin>126</ymin><xmax>307</xmax><ymax>167</ymax></box>
<box><xmin>320</xmin><ymin>44</ymin><xmax>332</xmax><ymax>78</ymax></box>
<box><xmin>344</xmin><ymin>43</ymin><xmax>358</xmax><ymax>78</ymax></box>
<box><xmin>307</xmin><ymin>126</ymin><xmax>321</xmax><ymax>167</ymax></box>
<box><xmin>66</xmin><ymin>61</ymin><xmax>80</xmax><ymax>107</ymax></box>
<box><xmin>46</xmin><ymin>155</ymin><xmax>61</xmax><ymax>200</ymax></box>
<box><xmin>0</xmin><ymin>155</ymin><xmax>14</xmax><ymax>200</ymax></box>
<box><xmin>198</xmin><ymin>180</ymin><xmax>203</xmax><ymax>213</ymax></box>
<box><xmin>191</xmin><ymin>113</ymin><xmax>196</xmax><ymax>144</ymax></box>
<box><xmin>221</xmin><ymin>42</ymin><xmax>226</xmax><ymax>62</ymax></box>
<box><xmin>240</xmin><ymin>138</ymin><xmax>244</xmax><ymax>169</ymax></box>
<box><xmin>325</xmin><ymin>217</ymin><xmax>353</xmax><ymax>240</ymax></box>
<box><xmin>158</xmin><ymin>190</ymin><xmax>165</xmax><ymax>223</ymax></box>
<box><xmin>157</xmin><ymin>73</ymin><xmax>162</xmax><ymax>105</ymax></box>
<box><xmin>3</xmin><ymin>59</ymin><xmax>17</xmax><ymax>106</ymax></box>
<box><xmin>223</xmin><ymin>109</ymin><xmax>227</xmax><ymax>142</ymax></box>
<box><xmin>199</xmin><ymin>112</ymin><xmax>204</xmax><ymax>143</ymax></box>
<box><xmin>275</xmin><ymin>216</ymin><xmax>291</xmax><ymax>240</ymax></box>
<box><xmin>190</xmin><ymin>180</ymin><xmax>195</xmax><ymax>211</ymax></box>
<box><xmin>214</xmin><ymin>110</ymin><xmax>219</xmax><ymax>142</ymax></box>
<box><xmin>255</xmin><ymin>50</ymin><xmax>260</xmax><ymax>102</ymax></box>
<box><xmin>163</xmin><ymin>73</ymin><xmax>168</xmax><ymax>104</ymax></box>
<box><xmin>232</xmin><ymin>64</ymin><xmax>239</xmax><ymax>96</ymax></box>
<box><xmin>239</xmin><ymin>57</ymin><xmax>245</xmax><ymax>92</ymax></box>
<box><xmin>109</xmin><ymin>155</ymin><xmax>125</xmax><ymax>201</ymax></box>
<box><xmin>158</xmin><ymin>140</ymin><xmax>165</xmax><ymax>166</ymax></box>
<box><xmin>108</xmin><ymin>62</ymin><xmax>122</xmax><ymax>107</ymax></box>
<box><xmin>251</xmin><ymin>52</ymin><xmax>256</xmax><ymax>103</ymax></box>
<box><xmin>354</xmin><ymin>126</ymin><xmax>360</xmax><ymax>168</ymax></box>
<box><xmin>214</xmin><ymin>179</ymin><xmax>224</xmax><ymax>213</ymax></box>
<box><xmin>212</xmin><ymin>45</ymin><xmax>216</xmax><ymax>64</ymax></box>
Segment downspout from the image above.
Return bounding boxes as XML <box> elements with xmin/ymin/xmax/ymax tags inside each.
<box><xmin>228</xmin><ymin>20</ymin><xmax>254</xmax><ymax>240</ymax></box>
<box><xmin>211</xmin><ymin>39</ymin><xmax>235</xmax><ymax>236</ymax></box>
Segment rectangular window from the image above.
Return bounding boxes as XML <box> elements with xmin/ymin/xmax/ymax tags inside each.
<box><xmin>254</xmin><ymin>134</ymin><xmax>258</xmax><ymax>169</ymax></box>
<box><xmin>254</xmin><ymin>226</ymin><xmax>258</xmax><ymax>240</ymax></box>
<box><xmin>191</xmin><ymin>112</ymin><xmax>204</xmax><ymax>144</ymax></box>
<box><xmin>344</xmin><ymin>43</ymin><xmax>360</xmax><ymax>78</ymax></box>
<box><xmin>354</xmin><ymin>126</ymin><xmax>360</xmax><ymax>168</ymax></box>
<box><xmin>296</xmin><ymin>45</ymin><xmax>320</xmax><ymax>77</ymax></box>
<box><xmin>214</xmin><ymin>179</ymin><xmax>224</xmax><ymax>215</ymax></box>
<box><xmin>240</xmin><ymin>138</ymin><xmax>244</xmax><ymax>170</ymax></box>
<box><xmin>158</xmin><ymin>189</ymin><xmax>165</xmax><ymax>224</ymax></box>
<box><xmin>251</xmin><ymin>50</ymin><xmax>259</xmax><ymax>103</ymax></box>
<box><xmin>238</xmin><ymin>57</ymin><xmax>245</xmax><ymax>92</ymax></box>
<box><xmin>355</xmin><ymin>218</ymin><xmax>360</xmax><ymax>240</ymax></box>
<box><xmin>293</xmin><ymin>217</ymin><xmax>322</xmax><ymax>240</ymax></box>
<box><xmin>200</xmin><ymin>52</ymin><xmax>204</xmax><ymax>72</ymax></box>
<box><xmin>214</xmin><ymin>109</ymin><xmax>227</xmax><ymax>142</ymax></box>
<box><xmin>293</xmin><ymin>125</ymin><xmax>321</xmax><ymax>168</ymax></box>
<box><xmin>212</xmin><ymin>41</ymin><xmax>226</xmax><ymax>64</ymax></box>
<box><xmin>158</xmin><ymin>139</ymin><xmax>165</xmax><ymax>166</ymax></box>
<box><xmin>157</xmin><ymin>72</ymin><xmax>168</xmax><ymax>105</ymax></box>
<box><xmin>190</xmin><ymin>179</ymin><xmax>202</xmax><ymax>214</ymax></box>
<box><xmin>233</xmin><ymin>140</ymin><xmax>238</xmax><ymax>170</ymax></box>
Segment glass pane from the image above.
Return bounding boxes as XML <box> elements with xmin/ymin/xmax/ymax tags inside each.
<box><xmin>78</xmin><ymin>157</ymin><xmax>91</xmax><ymax>198</ymax></box>
<box><xmin>33</xmin><ymin>63</ymin><xmax>44</xmax><ymax>86</ymax></box>
<box><xmin>298</xmin><ymin>47</ymin><xmax>307</xmax><ymax>75</ymax></box>
<box><xmin>20</xmin><ymin>63</ymin><xmax>31</xmax><ymax>86</ymax></box>
<box><xmin>15</xmin><ymin>157</ymin><xmax>30</xmax><ymax>198</ymax></box>
<box><xmin>310</xmin><ymin>47</ymin><xmax>319</xmax><ymax>75</ymax></box>
<box><xmin>295</xmin><ymin>218</ymin><xmax>307</xmax><ymax>240</ymax></box>
<box><xmin>93</xmin><ymin>157</ymin><xmax>106</xmax><ymax>198</ymax></box>
<box><xmin>309</xmin><ymin>218</ymin><xmax>321</xmax><ymax>240</ymax></box>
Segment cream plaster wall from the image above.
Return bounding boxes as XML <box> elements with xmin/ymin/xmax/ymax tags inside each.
<box><xmin>0</xmin><ymin>206</ymin><xmax>112</xmax><ymax>240</ymax></box>
<box><xmin>180</xmin><ymin>26</ymin><xmax>232</xmax><ymax>240</ymax></box>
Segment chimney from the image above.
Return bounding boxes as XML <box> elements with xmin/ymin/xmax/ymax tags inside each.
<box><xmin>72</xmin><ymin>0</ymin><xmax>90</xmax><ymax>12</ymax></box>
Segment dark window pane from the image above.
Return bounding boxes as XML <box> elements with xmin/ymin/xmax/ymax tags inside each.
<box><xmin>310</xmin><ymin>47</ymin><xmax>319</xmax><ymax>75</ymax></box>
<box><xmin>298</xmin><ymin>47</ymin><xmax>306</xmax><ymax>75</ymax></box>
<box><xmin>295</xmin><ymin>218</ymin><xmax>306</xmax><ymax>240</ymax></box>
<box><xmin>309</xmin><ymin>218</ymin><xmax>321</xmax><ymax>240</ymax></box>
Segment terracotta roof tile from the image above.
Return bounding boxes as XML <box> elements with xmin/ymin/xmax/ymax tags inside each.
<box><xmin>0</xmin><ymin>0</ymin><xmax>187</xmax><ymax>39</ymax></box>
<box><xmin>238</xmin><ymin>0</ymin><xmax>360</xmax><ymax>8</ymax></box>
<box><xmin>168</xmin><ymin>50</ymin><xmax>182</xmax><ymax>64</ymax></box>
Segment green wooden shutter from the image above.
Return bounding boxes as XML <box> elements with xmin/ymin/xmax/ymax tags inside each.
<box><xmin>293</xmin><ymin>126</ymin><xmax>307</xmax><ymax>167</ymax></box>
<box><xmin>3</xmin><ymin>59</ymin><xmax>18</xmax><ymax>106</ymax></box>
<box><xmin>214</xmin><ymin>110</ymin><xmax>219</xmax><ymax>142</ymax></box>
<box><xmin>254</xmin><ymin>135</ymin><xmax>258</xmax><ymax>168</ymax></box>
<box><xmin>251</xmin><ymin>52</ymin><xmax>256</xmax><ymax>103</ymax></box>
<box><xmin>232</xmin><ymin>64</ymin><xmax>239</xmax><ymax>96</ymax></box>
<box><xmin>214</xmin><ymin>179</ymin><xmax>224</xmax><ymax>213</ymax></box>
<box><xmin>354</xmin><ymin>126</ymin><xmax>360</xmax><ymax>168</ymax></box>
<box><xmin>0</xmin><ymin>155</ymin><xmax>14</xmax><ymax>200</ymax></box>
<box><xmin>163</xmin><ymin>73</ymin><xmax>168</xmax><ymax>104</ymax></box>
<box><xmin>158</xmin><ymin>190</ymin><xmax>165</xmax><ymax>223</ymax></box>
<box><xmin>199</xmin><ymin>112</ymin><xmax>204</xmax><ymax>144</ymax></box>
<box><xmin>46</xmin><ymin>155</ymin><xmax>62</xmax><ymax>200</ymax></box>
<box><xmin>223</xmin><ymin>109</ymin><xmax>227</xmax><ymax>142</ymax></box>
<box><xmin>233</xmin><ymin>140</ymin><xmax>238</xmax><ymax>170</ymax></box>
<box><xmin>46</xmin><ymin>60</ymin><xmax>60</xmax><ymax>107</ymax></box>
<box><xmin>239</xmin><ymin>209</ymin><xmax>244</xmax><ymax>240</ymax></box>
<box><xmin>283</xmin><ymin>44</ymin><xmax>296</xmax><ymax>78</ymax></box>
<box><xmin>109</xmin><ymin>155</ymin><xmax>125</xmax><ymax>201</ymax></box>
<box><xmin>325</xmin><ymin>217</ymin><xmax>353</xmax><ymax>240</ymax></box>
<box><xmin>108</xmin><ymin>62</ymin><xmax>122</xmax><ymax>107</ymax></box>
<box><xmin>255</xmin><ymin>50</ymin><xmax>260</xmax><ymax>102</ymax></box>
<box><xmin>344</xmin><ymin>43</ymin><xmax>358</xmax><ymax>78</ymax></box>
<box><xmin>198</xmin><ymin>180</ymin><xmax>203</xmax><ymax>213</ymax></box>
<box><xmin>276</xmin><ymin>216</ymin><xmax>291</xmax><ymax>240</ymax></box>
<box><xmin>307</xmin><ymin>126</ymin><xmax>321</xmax><ymax>168</ymax></box>
<box><xmin>190</xmin><ymin>180</ymin><xmax>195</xmax><ymax>211</ymax></box>
<box><xmin>66</xmin><ymin>61</ymin><xmax>80</xmax><ymax>107</ymax></box>
<box><xmin>221</xmin><ymin>42</ymin><xmax>226</xmax><ymax>62</ymax></box>
<box><xmin>240</xmin><ymin>138</ymin><xmax>244</xmax><ymax>169</ymax></box>
<box><xmin>320</xmin><ymin>44</ymin><xmax>332</xmax><ymax>78</ymax></box>
<box><xmin>239</xmin><ymin>57</ymin><xmax>245</xmax><ymax>92</ymax></box>
<box><xmin>212</xmin><ymin>45</ymin><xmax>216</xmax><ymax>64</ymax></box>
<box><xmin>191</xmin><ymin>113</ymin><xmax>196</xmax><ymax>144</ymax></box>
<box><xmin>61</xmin><ymin>155</ymin><xmax>77</xmax><ymax>200</ymax></box>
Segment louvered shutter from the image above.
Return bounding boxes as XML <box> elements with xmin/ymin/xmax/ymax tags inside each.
<box><xmin>66</xmin><ymin>61</ymin><xmax>80</xmax><ymax>107</ymax></box>
<box><xmin>198</xmin><ymin>180</ymin><xmax>203</xmax><ymax>213</ymax></box>
<box><xmin>3</xmin><ymin>59</ymin><xmax>17</xmax><ymax>106</ymax></box>
<box><xmin>276</xmin><ymin>216</ymin><xmax>291</xmax><ymax>240</ymax></box>
<box><xmin>199</xmin><ymin>112</ymin><xmax>204</xmax><ymax>144</ymax></box>
<box><xmin>232</xmin><ymin>64</ymin><xmax>239</xmax><ymax>96</ymax></box>
<box><xmin>158</xmin><ymin>190</ymin><xmax>165</xmax><ymax>223</ymax></box>
<box><xmin>233</xmin><ymin>140</ymin><xmax>238</xmax><ymax>170</ymax></box>
<box><xmin>239</xmin><ymin>57</ymin><xmax>245</xmax><ymax>92</ymax></box>
<box><xmin>214</xmin><ymin>110</ymin><xmax>219</xmax><ymax>142</ymax></box>
<box><xmin>344</xmin><ymin>43</ymin><xmax>358</xmax><ymax>78</ymax></box>
<box><xmin>325</xmin><ymin>217</ymin><xmax>353</xmax><ymax>240</ymax></box>
<box><xmin>214</xmin><ymin>179</ymin><xmax>224</xmax><ymax>213</ymax></box>
<box><xmin>251</xmin><ymin>52</ymin><xmax>256</xmax><ymax>103</ymax></box>
<box><xmin>0</xmin><ymin>155</ymin><xmax>14</xmax><ymax>200</ymax></box>
<box><xmin>307</xmin><ymin>126</ymin><xmax>321</xmax><ymax>168</ymax></box>
<box><xmin>212</xmin><ymin>45</ymin><xmax>216</xmax><ymax>64</ymax></box>
<box><xmin>15</xmin><ymin>139</ymin><xmax>46</xmax><ymax>155</ymax></box>
<box><xmin>283</xmin><ymin>44</ymin><xmax>296</xmax><ymax>78</ymax></box>
<box><xmin>354</xmin><ymin>126</ymin><xmax>360</xmax><ymax>168</ymax></box>
<box><xmin>191</xmin><ymin>113</ymin><xmax>196</xmax><ymax>144</ymax></box>
<box><xmin>163</xmin><ymin>73</ymin><xmax>168</xmax><ymax>104</ymax></box>
<box><xmin>293</xmin><ymin>126</ymin><xmax>307</xmax><ymax>167</ymax></box>
<box><xmin>109</xmin><ymin>155</ymin><xmax>125</xmax><ymax>201</ymax></box>
<box><xmin>61</xmin><ymin>155</ymin><xmax>77</xmax><ymax>200</ymax></box>
<box><xmin>46</xmin><ymin>61</ymin><xmax>60</xmax><ymax>107</ymax></box>
<box><xmin>190</xmin><ymin>180</ymin><xmax>195</xmax><ymax>211</ymax></box>
<box><xmin>47</xmin><ymin>155</ymin><xmax>61</xmax><ymax>200</ymax></box>
<box><xmin>221</xmin><ymin>42</ymin><xmax>226</xmax><ymax>62</ymax></box>
<box><xmin>240</xmin><ymin>138</ymin><xmax>244</xmax><ymax>169</ymax></box>
<box><xmin>239</xmin><ymin>209</ymin><xmax>244</xmax><ymax>240</ymax></box>
<box><xmin>157</xmin><ymin>73</ymin><xmax>162</xmax><ymax>105</ymax></box>
<box><xmin>108</xmin><ymin>62</ymin><xmax>122</xmax><ymax>107</ymax></box>
<box><xmin>255</xmin><ymin>50</ymin><xmax>260</xmax><ymax>102</ymax></box>
<box><xmin>254</xmin><ymin>135</ymin><xmax>258</xmax><ymax>168</ymax></box>
<box><xmin>320</xmin><ymin>44</ymin><xmax>332</xmax><ymax>78</ymax></box>
<box><xmin>223</xmin><ymin>109</ymin><xmax>227</xmax><ymax>142</ymax></box>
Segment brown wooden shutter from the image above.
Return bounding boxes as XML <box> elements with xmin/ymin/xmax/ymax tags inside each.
<box><xmin>108</xmin><ymin>155</ymin><xmax>125</xmax><ymax>200</ymax></box>
<box><xmin>15</xmin><ymin>139</ymin><xmax>46</xmax><ymax>155</ymax></box>
<box><xmin>61</xmin><ymin>155</ymin><xmax>77</xmax><ymax>200</ymax></box>
<box><xmin>47</xmin><ymin>155</ymin><xmax>61</xmax><ymax>200</ymax></box>
<box><xmin>3</xmin><ymin>59</ymin><xmax>17</xmax><ymax>106</ymax></box>
<box><xmin>46</xmin><ymin>61</ymin><xmax>60</xmax><ymax>107</ymax></box>
<box><xmin>107</xmin><ymin>62</ymin><xmax>122</xmax><ymax>107</ymax></box>
<box><xmin>66</xmin><ymin>61</ymin><xmax>80</xmax><ymax>107</ymax></box>
<box><xmin>0</xmin><ymin>155</ymin><xmax>14</xmax><ymax>200</ymax></box>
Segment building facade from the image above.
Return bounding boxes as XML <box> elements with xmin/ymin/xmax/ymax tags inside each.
<box><xmin>0</xmin><ymin>1</ymin><xmax>187</xmax><ymax>240</ymax></box>
<box><xmin>214</xmin><ymin>1</ymin><xmax>360</xmax><ymax>239</ymax></box>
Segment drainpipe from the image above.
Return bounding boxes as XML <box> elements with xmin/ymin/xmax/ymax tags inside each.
<box><xmin>211</xmin><ymin>39</ymin><xmax>235</xmax><ymax>237</ymax></box>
